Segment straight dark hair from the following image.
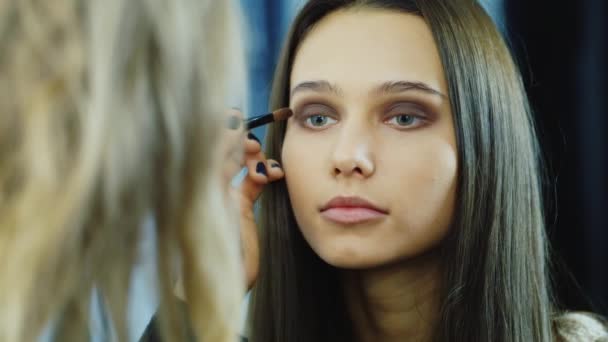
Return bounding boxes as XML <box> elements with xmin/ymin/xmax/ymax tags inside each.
<box><xmin>250</xmin><ymin>1</ymin><xmax>555</xmax><ymax>341</ymax></box>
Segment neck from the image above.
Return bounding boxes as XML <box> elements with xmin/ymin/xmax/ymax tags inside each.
<box><xmin>342</xmin><ymin>251</ymin><xmax>442</xmax><ymax>342</ymax></box>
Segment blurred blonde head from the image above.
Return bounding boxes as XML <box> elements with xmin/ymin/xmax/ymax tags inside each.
<box><xmin>0</xmin><ymin>0</ymin><xmax>246</xmax><ymax>341</ymax></box>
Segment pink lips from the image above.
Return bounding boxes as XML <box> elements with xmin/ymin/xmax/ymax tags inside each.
<box><xmin>320</xmin><ymin>196</ymin><xmax>388</xmax><ymax>224</ymax></box>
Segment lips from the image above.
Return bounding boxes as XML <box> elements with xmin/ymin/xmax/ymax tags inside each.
<box><xmin>320</xmin><ymin>196</ymin><xmax>388</xmax><ymax>224</ymax></box>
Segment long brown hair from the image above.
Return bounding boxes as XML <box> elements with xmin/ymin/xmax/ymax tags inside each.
<box><xmin>0</xmin><ymin>0</ymin><xmax>245</xmax><ymax>341</ymax></box>
<box><xmin>250</xmin><ymin>1</ymin><xmax>555</xmax><ymax>341</ymax></box>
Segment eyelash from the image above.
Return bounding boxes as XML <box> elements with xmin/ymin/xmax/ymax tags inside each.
<box><xmin>298</xmin><ymin>113</ymin><xmax>338</xmax><ymax>129</ymax></box>
<box><xmin>293</xmin><ymin>103</ymin><xmax>338</xmax><ymax>130</ymax></box>
<box><xmin>295</xmin><ymin>104</ymin><xmax>430</xmax><ymax>131</ymax></box>
<box><xmin>383</xmin><ymin>113</ymin><xmax>428</xmax><ymax>129</ymax></box>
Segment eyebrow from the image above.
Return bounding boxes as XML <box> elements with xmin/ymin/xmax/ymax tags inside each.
<box><xmin>376</xmin><ymin>80</ymin><xmax>446</xmax><ymax>98</ymax></box>
<box><xmin>290</xmin><ymin>80</ymin><xmax>446</xmax><ymax>98</ymax></box>
<box><xmin>290</xmin><ymin>80</ymin><xmax>343</xmax><ymax>98</ymax></box>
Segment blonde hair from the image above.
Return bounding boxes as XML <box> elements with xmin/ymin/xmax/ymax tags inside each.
<box><xmin>0</xmin><ymin>0</ymin><xmax>246</xmax><ymax>341</ymax></box>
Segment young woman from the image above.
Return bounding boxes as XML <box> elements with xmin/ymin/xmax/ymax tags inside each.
<box><xmin>241</xmin><ymin>0</ymin><xmax>608</xmax><ymax>341</ymax></box>
<box><xmin>0</xmin><ymin>0</ymin><xmax>246</xmax><ymax>341</ymax></box>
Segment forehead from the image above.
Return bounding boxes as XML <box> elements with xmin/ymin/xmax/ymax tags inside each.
<box><xmin>290</xmin><ymin>9</ymin><xmax>447</xmax><ymax>95</ymax></box>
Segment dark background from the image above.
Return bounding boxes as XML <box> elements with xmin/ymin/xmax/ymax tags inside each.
<box><xmin>506</xmin><ymin>0</ymin><xmax>608</xmax><ymax>315</ymax></box>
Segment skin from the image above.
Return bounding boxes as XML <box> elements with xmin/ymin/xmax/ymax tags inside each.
<box><xmin>217</xmin><ymin>7</ymin><xmax>458</xmax><ymax>342</ymax></box>
<box><xmin>280</xmin><ymin>9</ymin><xmax>459</xmax><ymax>341</ymax></box>
<box><xmin>222</xmin><ymin>108</ymin><xmax>286</xmax><ymax>290</ymax></box>
<box><xmin>176</xmin><ymin>108</ymin><xmax>284</xmax><ymax>298</ymax></box>
<box><xmin>284</xmin><ymin>8</ymin><xmax>457</xmax><ymax>270</ymax></box>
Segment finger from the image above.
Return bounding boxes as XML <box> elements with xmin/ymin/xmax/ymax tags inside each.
<box><xmin>225</xmin><ymin>108</ymin><xmax>244</xmax><ymax>131</ymax></box>
<box><xmin>241</xmin><ymin>160</ymin><xmax>269</xmax><ymax>203</ymax></box>
<box><xmin>242</xmin><ymin>133</ymin><xmax>265</xmax><ymax>169</ymax></box>
<box><xmin>221</xmin><ymin>108</ymin><xmax>246</xmax><ymax>182</ymax></box>
<box><xmin>265</xmin><ymin>159</ymin><xmax>285</xmax><ymax>182</ymax></box>
<box><xmin>244</xmin><ymin>132</ymin><xmax>262</xmax><ymax>154</ymax></box>
<box><xmin>246</xmin><ymin>159</ymin><xmax>269</xmax><ymax>184</ymax></box>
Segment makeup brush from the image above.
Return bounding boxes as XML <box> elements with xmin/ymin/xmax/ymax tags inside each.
<box><xmin>245</xmin><ymin>107</ymin><xmax>293</xmax><ymax>130</ymax></box>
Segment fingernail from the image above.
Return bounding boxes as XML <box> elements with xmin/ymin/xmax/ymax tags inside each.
<box><xmin>271</xmin><ymin>162</ymin><xmax>281</xmax><ymax>169</ymax></box>
<box><xmin>256</xmin><ymin>162</ymin><xmax>267</xmax><ymax>176</ymax></box>
<box><xmin>226</xmin><ymin>115</ymin><xmax>242</xmax><ymax>130</ymax></box>
<box><xmin>248</xmin><ymin>132</ymin><xmax>260</xmax><ymax>143</ymax></box>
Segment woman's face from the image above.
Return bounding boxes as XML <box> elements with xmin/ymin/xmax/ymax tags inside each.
<box><xmin>282</xmin><ymin>9</ymin><xmax>458</xmax><ymax>269</ymax></box>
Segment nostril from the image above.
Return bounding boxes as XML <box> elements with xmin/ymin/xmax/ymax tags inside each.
<box><xmin>333</xmin><ymin>168</ymin><xmax>341</xmax><ymax>176</ymax></box>
<box><xmin>354</xmin><ymin>167</ymin><xmax>363</xmax><ymax>174</ymax></box>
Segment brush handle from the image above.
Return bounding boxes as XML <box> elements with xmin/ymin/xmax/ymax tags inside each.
<box><xmin>245</xmin><ymin>113</ymin><xmax>274</xmax><ymax>130</ymax></box>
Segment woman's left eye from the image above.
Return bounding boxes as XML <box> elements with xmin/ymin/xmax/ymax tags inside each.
<box><xmin>385</xmin><ymin>114</ymin><xmax>423</xmax><ymax>128</ymax></box>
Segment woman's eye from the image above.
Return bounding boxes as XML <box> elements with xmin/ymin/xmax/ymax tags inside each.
<box><xmin>304</xmin><ymin>114</ymin><xmax>337</xmax><ymax>128</ymax></box>
<box><xmin>386</xmin><ymin>114</ymin><xmax>424</xmax><ymax>128</ymax></box>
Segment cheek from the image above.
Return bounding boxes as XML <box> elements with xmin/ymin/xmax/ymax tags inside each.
<box><xmin>281</xmin><ymin>128</ymin><xmax>325</xmax><ymax>214</ymax></box>
<box><xmin>384</xmin><ymin>137</ymin><xmax>458</xmax><ymax>244</ymax></box>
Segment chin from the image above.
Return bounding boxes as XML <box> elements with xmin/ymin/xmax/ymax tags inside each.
<box><xmin>313</xmin><ymin>241</ymin><xmax>390</xmax><ymax>270</ymax></box>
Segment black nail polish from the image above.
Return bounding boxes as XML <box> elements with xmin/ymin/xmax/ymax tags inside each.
<box><xmin>256</xmin><ymin>162</ymin><xmax>267</xmax><ymax>176</ymax></box>
<box><xmin>248</xmin><ymin>132</ymin><xmax>260</xmax><ymax>143</ymax></box>
<box><xmin>271</xmin><ymin>163</ymin><xmax>281</xmax><ymax>168</ymax></box>
<box><xmin>226</xmin><ymin>115</ymin><xmax>242</xmax><ymax>130</ymax></box>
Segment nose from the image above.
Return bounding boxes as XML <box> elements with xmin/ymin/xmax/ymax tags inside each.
<box><xmin>331</xmin><ymin>122</ymin><xmax>375</xmax><ymax>178</ymax></box>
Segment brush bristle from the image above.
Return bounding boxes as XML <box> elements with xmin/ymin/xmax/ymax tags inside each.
<box><xmin>272</xmin><ymin>107</ymin><xmax>293</xmax><ymax>121</ymax></box>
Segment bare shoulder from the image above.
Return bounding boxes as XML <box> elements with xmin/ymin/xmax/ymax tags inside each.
<box><xmin>553</xmin><ymin>311</ymin><xmax>608</xmax><ymax>342</ymax></box>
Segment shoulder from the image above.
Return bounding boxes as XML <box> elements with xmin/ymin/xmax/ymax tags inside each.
<box><xmin>553</xmin><ymin>311</ymin><xmax>608</xmax><ymax>342</ymax></box>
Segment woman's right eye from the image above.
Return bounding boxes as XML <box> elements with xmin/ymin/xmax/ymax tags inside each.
<box><xmin>304</xmin><ymin>114</ymin><xmax>338</xmax><ymax>128</ymax></box>
<box><xmin>294</xmin><ymin>103</ymin><xmax>338</xmax><ymax>130</ymax></box>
